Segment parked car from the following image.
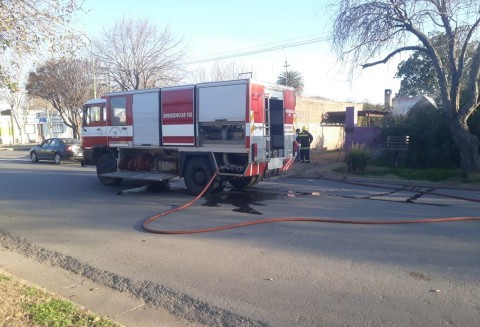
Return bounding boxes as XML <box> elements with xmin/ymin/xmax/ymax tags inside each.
<box><xmin>30</xmin><ymin>138</ymin><xmax>83</xmax><ymax>164</ymax></box>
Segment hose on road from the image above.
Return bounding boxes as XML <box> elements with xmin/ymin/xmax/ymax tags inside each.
<box><xmin>142</xmin><ymin>171</ymin><xmax>480</xmax><ymax>235</ymax></box>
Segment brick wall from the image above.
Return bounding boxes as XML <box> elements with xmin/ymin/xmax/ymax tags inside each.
<box><xmin>294</xmin><ymin>97</ymin><xmax>362</xmax><ymax>151</ymax></box>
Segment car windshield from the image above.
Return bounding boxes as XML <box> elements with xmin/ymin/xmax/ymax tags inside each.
<box><xmin>63</xmin><ymin>139</ymin><xmax>80</xmax><ymax>145</ymax></box>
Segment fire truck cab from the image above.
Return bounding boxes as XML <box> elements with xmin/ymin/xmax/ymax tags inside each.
<box><xmin>81</xmin><ymin>79</ymin><xmax>296</xmax><ymax>195</ymax></box>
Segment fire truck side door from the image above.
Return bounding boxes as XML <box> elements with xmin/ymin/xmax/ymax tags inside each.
<box><xmin>82</xmin><ymin>103</ymin><xmax>107</xmax><ymax>146</ymax></box>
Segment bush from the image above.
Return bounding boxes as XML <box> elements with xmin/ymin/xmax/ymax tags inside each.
<box><xmin>345</xmin><ymin>143</ymin><xmax>370</xmax><ymax>172</ymax></box>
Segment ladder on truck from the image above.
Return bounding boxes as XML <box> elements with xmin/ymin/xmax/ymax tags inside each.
<box><xmin>264</xmin><ymin>94</ymin><xmax>271</xmax><ymax>159</ymax></box>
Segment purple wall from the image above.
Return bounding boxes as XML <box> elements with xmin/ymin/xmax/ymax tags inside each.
<box><xmin>344</xmin><ymin>106</ymin><xmax>382</xmax><ymax>150</ymax></box>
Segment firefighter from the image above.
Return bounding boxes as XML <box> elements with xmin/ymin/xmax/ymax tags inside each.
<box><xmin>296</xmin><ymin>126</ymin><xmax>313</xmax><ymax>163</ymax></box>
<box><xmin>294</xmin><ymin>128</ymin><xmax>301</xmax><ymax>162</ymax></box>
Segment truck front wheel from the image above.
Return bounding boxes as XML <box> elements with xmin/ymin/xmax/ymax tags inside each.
<box><xmin>96</xmin><ymin>153</ymin><xmax>122</xmax><ymax>186</ymax></box>
<box><xmin>184</xmin><ymin>157</ymin><xmax>224</xmax><ymax>195</ymax></box>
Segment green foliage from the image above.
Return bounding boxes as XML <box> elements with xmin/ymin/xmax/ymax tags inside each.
<box><xmin>395</xmin><ymin>51</ymin><xmax>439</xmax><ymax>97</ymax></box>
<box><xmin>27</xmin><ymin>299</ymin><xmax>76</xmax><ymax>327</ymax></box>
<box><xmin>0</xmin><ymin>274</ymin><xmax>12</xmax><ymax>281</ymax></box>
<box><xmin>277</xmin><ymin>70</ymin><xmax>304</xmax><ymax>95</ymax></box>
<box><xmin>26</xmin><ymin>298</ymin><xmax>118</xmax><ymax>327</ymax></box>
<box><xmin>467</xmin><ymin>108</ymin><xmax>480</xmax><ymax>148</ymax></box>
<box><xmin>24</xmin><ymin>286</ymin><xmax>39</xmax><ymax>296</ymax></box>
<box><xmin>345</xmin><ymin>143</ymin><xmax>370</xmax><ymax>172</ymax></box>
<box><xmin>333</xmin><ymin>165</ymin><xmax>467</xmax><ymax>182</ymax></box>
<box><xmin>381</xmin><ymin>106</ymin><xmax>459</xmax><ymax>168</ymax></box>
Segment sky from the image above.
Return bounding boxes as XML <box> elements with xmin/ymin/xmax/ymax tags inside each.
<box><xmin>74</xmin><ymin>0</ymin><xmax>402</xmax><ymax>104</ymax></box>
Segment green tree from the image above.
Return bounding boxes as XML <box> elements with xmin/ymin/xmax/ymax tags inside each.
<box><xmin>0</xmin><ymin>0</ymin><xmax>83</xmax><ymax>89</ymax></box>
<box><xmin>277</xmin><ymin>70</ymin><xmax>304</xmax><ymax>95</ymax></box>
<box><xmin>395</xmin><ymin>51</ymin><xmax>439</xmax><ymax>97</ymax></box>
<box><xmin>332</xmin><ymin>0</ymin><xmax>480</xmax><ymax>172</ymax></box>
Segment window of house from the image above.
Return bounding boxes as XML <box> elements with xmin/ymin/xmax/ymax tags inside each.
<box><xmin>52</xmin><ymin>124</ymin><xmax>64</xmax><ymax>133</ymax></box>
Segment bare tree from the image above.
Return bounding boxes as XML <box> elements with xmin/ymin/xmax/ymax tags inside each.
<box><xmin>93</xmin><ymin>18</ymin><xmax>186</xmax><ymax>91</ymax></box>
<box><xmin>26</xmin><ymin>58</ymin><xmax>93</xmax><ymax>138</ymax></box>
<box><xmin>0</xmin><ymin>0</ymin><xmax>83</xmax><ymax>89</ymax></box>
<box><xmin>1</xmin><ymin>90</ymin><xmax>31</xmax><ymax>143</ymax></box>
<box><xmin>332</xmin><ymin>0</ymin><xmax>480</xmax><ymax>172</ymax></box>
<box><xmin>0</xmin><ymin>57</ymin><xmax>32</xmax><ymax>143</ymax></box>
<box><xmin>189</xmin><ymin>61</ymin><xmax>252</xmax><ymax>83</ymax></box>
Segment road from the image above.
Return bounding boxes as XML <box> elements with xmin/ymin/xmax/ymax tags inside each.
<box><xmin>1</xmin><ymin>150</ymin><xmax>479</xmax><ymax>327</ymax></box>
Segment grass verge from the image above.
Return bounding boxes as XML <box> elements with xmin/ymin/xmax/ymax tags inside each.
<box><xmin>0</xmin><ymin>271</ymin><xmax>121</xmax><ymax>327</ymax></box>
<box><xmin>333</xmin><ymin>164</ymin><xmax>480</xmax><ymax>183</ymax></box>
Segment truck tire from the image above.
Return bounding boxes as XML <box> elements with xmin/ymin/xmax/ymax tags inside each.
<box><xmin>96</xmin><ymin>153</ymin><xmax>122</xmax><ymax>186</ymax></box>
<box><xmin>228</xmin><ymin>176</ymin><xmax>260</xmax><ymax>189</ymax></box>
<box><xmin>184</xmin><ymin>157</ymin><xmax>224</xmax><ymax>195</ymax></box>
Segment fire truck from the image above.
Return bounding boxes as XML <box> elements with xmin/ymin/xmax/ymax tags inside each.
<box><xmin>81</xmin><ymin>79</ymin><xmax>296</xmax><ymax>195</ymax></box>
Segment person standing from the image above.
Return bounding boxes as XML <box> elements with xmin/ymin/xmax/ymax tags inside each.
<box><xmin>294</xmin><ymin>128</ymin><xmax>301</xmax><ymax>162</ymax></box>
<box><xmin>296</xmin><ymin>126</ymin><xmax>313</xmax><ymax>163</ymax></box>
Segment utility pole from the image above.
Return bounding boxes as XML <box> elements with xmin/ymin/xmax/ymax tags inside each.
<box><xmin>284</xmin><ymin>61</ymin><xmax>290</xmax><ymax>86</ymax></box>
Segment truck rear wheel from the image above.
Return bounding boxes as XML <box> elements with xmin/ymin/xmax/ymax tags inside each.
<box><xmin>184</xmin><ymin>157</ymin><xmax>224</xmax><ymax>195</ymax></box>
<box><xmin>96</xmin><ymin>153</ymin><xmax>122</xmax><ymax>186</ymax></box>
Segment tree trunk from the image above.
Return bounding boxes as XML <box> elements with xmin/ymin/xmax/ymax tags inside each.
<box><xmin>448</xmin><ymin>118</ymin><xmax>480</xmax><ymax>172</ymax></box>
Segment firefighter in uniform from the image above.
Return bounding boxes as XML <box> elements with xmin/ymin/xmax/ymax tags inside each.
<box><xmin>296</xmin><ymin>126</ymin><xmax>313</xmax><ymax>163</ymax></box>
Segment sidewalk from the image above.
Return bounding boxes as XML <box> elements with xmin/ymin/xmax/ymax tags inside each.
<box><xmin>0</xmin><ymin>144</ymin><xmax>34</xmax><ymax>151</ymax></box>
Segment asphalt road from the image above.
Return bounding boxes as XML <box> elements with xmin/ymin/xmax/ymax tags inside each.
<box><xmin>1</xmin><ymin>150</ymin><xmax>479</xmax><ymax>327</ymax></box>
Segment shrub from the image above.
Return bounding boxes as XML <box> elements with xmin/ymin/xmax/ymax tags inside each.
<box><xmin>345</xmin><ymin>143</ymin><xmax>370</xmax><ymax>172</ymax></box>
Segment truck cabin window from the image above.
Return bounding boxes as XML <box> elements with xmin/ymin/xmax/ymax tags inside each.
<box><xmin>111</xmin><ymin>97</ymin><xmax>126</xmax><ymax>126</ymax></box>
<box><xmin>83</xmin><ymin>105</ymin><xmax>105</xmax><ymax>126</ymax></box>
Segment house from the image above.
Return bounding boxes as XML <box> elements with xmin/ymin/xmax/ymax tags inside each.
<box><xmin>385</xmin><ymin>89</ymin><xmax>437</xmax><ymax>115</ymax></box>
<box><xmin>0</xmin><ymin>106</ymin><xmax>73</xmax><ymax>145</ymax></box>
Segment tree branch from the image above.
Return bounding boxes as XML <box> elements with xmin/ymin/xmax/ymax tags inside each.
<box><xmin>361</xmin><ymin>46</ymin><xmax>427</xmax><ymax>68</ymax></box>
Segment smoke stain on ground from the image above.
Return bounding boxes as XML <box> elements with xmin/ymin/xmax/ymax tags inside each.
<box><xmin>203</xmin><ymin>189</ymin><xmax>278</xmax><ymax>215</ymax></box>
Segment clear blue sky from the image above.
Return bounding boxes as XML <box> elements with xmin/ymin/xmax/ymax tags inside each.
<box><xmin>75</xmin><ymin>0</ymin><xmax>400</xmax><ymax>104</ymax></box>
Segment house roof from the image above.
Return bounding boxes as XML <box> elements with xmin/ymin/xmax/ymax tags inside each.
<box><xmin>392</xmin><ymin>95</ymin><xmax>436</xmax><ymax>115</ymax></box>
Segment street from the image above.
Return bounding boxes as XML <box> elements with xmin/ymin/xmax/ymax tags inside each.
<box><xmin>1</xmin><ymin>150</ymin><xmax>479</xmax><ymax>327</ymax></box>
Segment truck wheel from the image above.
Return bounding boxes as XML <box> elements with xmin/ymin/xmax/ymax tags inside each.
<box><xmin>184</xmin><ymin>157</ymin><xmax>218</xmax><ymax>195</ymax></box>
<box><xmin>96</xmin><ymin>153</ymin><xmax>122</xmax><ymax>186</ymax></box>
<box><xmin>229</xmin><ymin>176</ymin><xmax>260</xmax><ymax>189</ymax></box>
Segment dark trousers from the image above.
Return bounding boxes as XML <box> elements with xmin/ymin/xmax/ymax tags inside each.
<box><xmin>300</xmin><ymin>148</ymin><xmax>310</xmax><ymax>162</ymax></box>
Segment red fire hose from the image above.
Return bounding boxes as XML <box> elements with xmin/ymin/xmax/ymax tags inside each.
<box><xmin>142</xmin><ymin>171</ymin><xmax>480</xmax><ymax>235</ymax></box>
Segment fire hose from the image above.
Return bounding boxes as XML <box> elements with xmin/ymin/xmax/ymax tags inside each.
<box><xmin>142</xmin><ymin>171</ymin><xmax>480</xmax><ymax>235</ymax></box>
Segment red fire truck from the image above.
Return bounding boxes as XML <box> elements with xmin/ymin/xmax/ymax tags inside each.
<box><xmin>81</xmin><ymin>79</ymin><xmax>296</xmax><ymax>195</ymax></box>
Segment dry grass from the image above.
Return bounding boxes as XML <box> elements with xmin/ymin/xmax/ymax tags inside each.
<box><xmin>0</xmin><ymin>270</ymin><xmax>120</xmax><ymax>327</ymax></box>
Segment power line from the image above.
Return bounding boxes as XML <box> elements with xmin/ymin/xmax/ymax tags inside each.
<box><xmin>185</xmin><ymin>35</ymin><xmax>329</xmax><ymax>64</ymax></box>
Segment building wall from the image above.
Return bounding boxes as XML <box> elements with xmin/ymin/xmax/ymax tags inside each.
<box><xmin>344</xmin><ymin>107</ymin><xmax>382</xmax><ymax>150</ymax></box>
<box><xmin>0</xmin><ymin>109</ymin><xmax>73</xmax><ymax>145</ymax></box>
<box><xmin>294</xmin><ymin>97</ymin><xmax>361</xmax><ymax>151</ymax></box>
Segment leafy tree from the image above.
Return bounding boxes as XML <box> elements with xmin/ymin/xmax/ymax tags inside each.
<box><xmin>395</xmin><ymin>51</ymin><xmax>439</xmax><ymax>97</ymax></box>
<box><xmin>332</xmin><ymin>0</ymin><xmax>480</xmax><ymax>172</ymax></box>
<box><xmin>277</xmin><ymin>70</ymin><xmax>304</xmax><ymax>95</ymax></box>
<box><xmin>0</xmin><ymin>0</ymin><xmax>83</xmax><ymax>89</ymax></box>
<box><xmin>93</xmin><ymin>17</ymin><xmax>186</xmax><ymax>91</ymax></box>
<box><xmin>26</xmin><ymin>58</ymin><xmax>93</xmax><ymax>138</ymax></box>
<box><xmin>395</xmin><ymin>32</ymin><xmax>476</xmax><ymax>97</ymax></box>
